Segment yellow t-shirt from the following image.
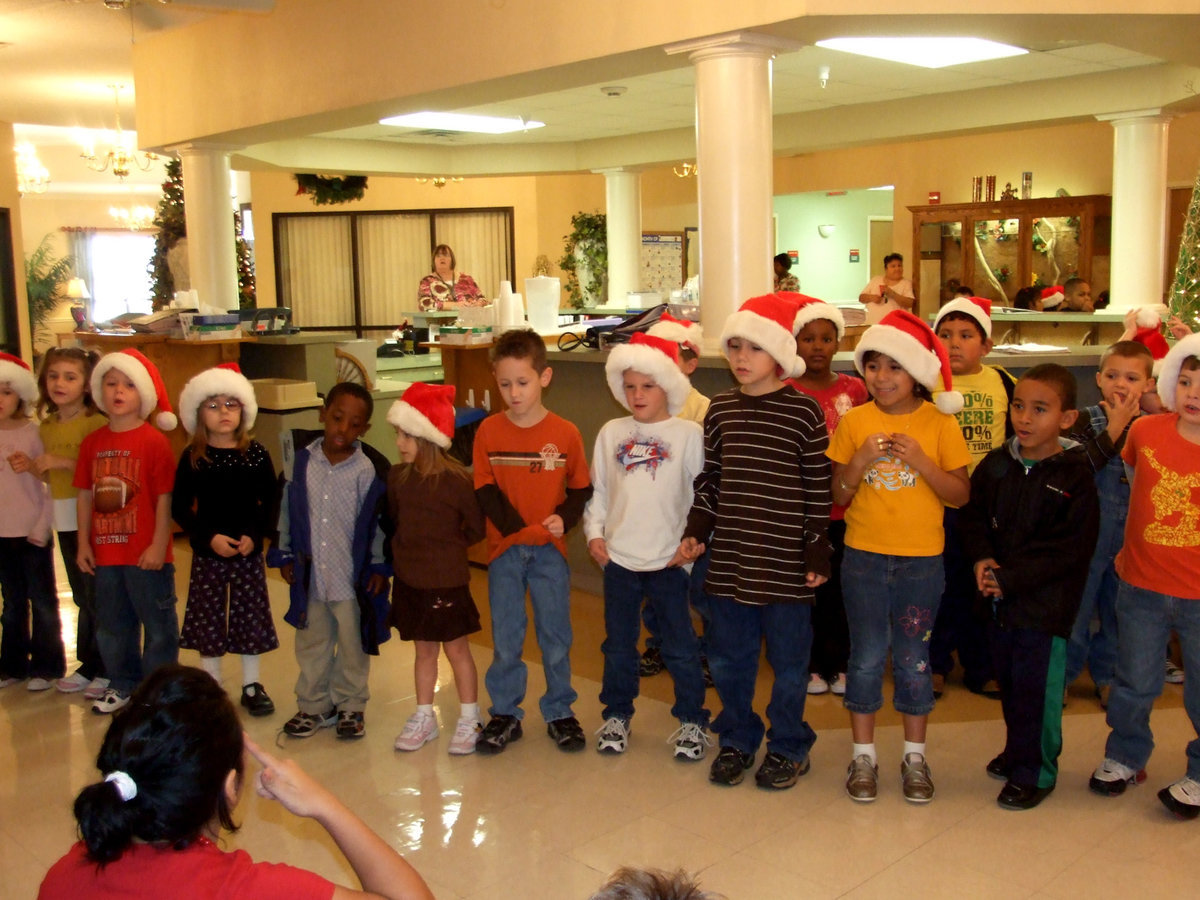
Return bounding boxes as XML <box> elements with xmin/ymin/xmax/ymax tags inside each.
<box><xmin>940</xmin><ymin>365</ymin><xmax>1010</xmax><ymax>473</ymax></box>
<box><xmin>827</xmin><ymin>400</ymin><xmax>972</xmax><ymax>556</ymax></box>
<box><xmin>677</xmin><ymin>387</ymin><xmax>710</xmax><ymax>426</ymax></box>
<box><xmin>39</xmin><ymin>412</ymin><xmax>107</xmax><ymax>500</ymax></box>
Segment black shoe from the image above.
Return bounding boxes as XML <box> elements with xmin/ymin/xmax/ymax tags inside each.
<box><xmin>335</xmin><ymin>710</ymin><xmax>365</xmax><ymax>740</ymax></box>
<box><xmin>997</xmin><ymin>781</ymin><xmax>1054</xmax><ymax>810</ymax></box>
<box><xmin>639</xmin><ymin>647</ymin><xmax>665</xmax><ymax>677</ymax></box>
<box><xmin>754</xmin><ymin>750</ymin><xmax>810</xmax><ymax>790</ymax></box>
<box><xmin>240</xmin><ymin>682</ymin><xmax>275</xmax><ymax>717</ymax></box>
<box><xmin>1158</xmin><ymin>777</ymin><xmax>1200</xmax><ymax>820</ymax></box>
<box><xmin>476</xmin><ymin>715</ymin><xmax>523</xmax><ymax>755</ymax></box>
<box><xmin>986</xmin><ymin>753</ymin><xmax>1009</xmax><ymax>782</ymax></box>
<box><xmin>968</xmin><ymin>679</ymin><xmax>1002</xmax><ymax>700</ymax></box>
<box><xmin>547</xmin><ymin>716</ymin><xmax>586</xmax><ymax>752</ymax></box>
<box><xmin>700</xmin><ymin>655</ymin><xmax>714</xmax><ymax>688</ymax></box>
<box><xmin>709</xmin><ymin>746</ymin><xmax>755</xmax><ymax>786</ymax></box>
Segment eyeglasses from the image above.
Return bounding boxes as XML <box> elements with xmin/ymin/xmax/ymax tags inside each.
<box><xmin>202</xmin><ymin>399</ymin><xmax>243</xmax><ymax>412</ymax></box>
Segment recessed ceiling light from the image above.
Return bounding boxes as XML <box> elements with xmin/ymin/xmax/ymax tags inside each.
<box><xmin>815</xmin><ymin>37</ymin><xmax>1027</xmax><ymax>69</ymax></box>
<box><xmin>378</xmin><ymin>112</ymin><xmax>544</xmax><ymax>134</ymax></box>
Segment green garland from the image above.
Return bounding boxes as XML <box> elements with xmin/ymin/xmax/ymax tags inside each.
<box><xmin>294</xmin><ymin>173</ymin><xmax>368</xmax><ymax>206</ymax></box>
<box><xmin>558</xmin><ymin>211</ymin><xmax>607</xmax><ymax>308</ymax></box>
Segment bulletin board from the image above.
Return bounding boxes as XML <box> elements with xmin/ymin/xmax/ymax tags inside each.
<box><xmin>640</xmin><ymin>231</ymin><xmax>686</xmax><ymax>295</ymax></box>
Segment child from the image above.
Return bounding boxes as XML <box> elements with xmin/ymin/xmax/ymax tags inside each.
<box><xmin>74</xmin><ymin>348</ymin><xmax>179</xmax><ymax>714</ymax></box>
<box><xmin>473</xmin><ymin>328</ymin><xmax>592</xmax><ymax>754</ymax></box>
<box><xmin>677</xmin><ymin>293</ymin><xmax>831</xmax><ymax>790</ymax></box>
<box><xmin>1064</xmin><ymin>340</ymin><xmax>1153</xmax><ymax>707</ymax></box>
<box><xmin>269</xmin><ymin>382</ymin><xmax>392</xmax><ymax>741</ymax></box>
<box><xmin>584</xmin><ymin>333</ymin><xmax>709</xmax><ymax>759</ymax></box>
<box><xmin>385</xmin><ymin>382</ymin><xmax>487</xmax><ymax>755</ymax></box>
<box><xmin>172</xmin><ymin>364</ymin><xmax>279</xmax><ymax>716</ymax></box>
<box><xmin>931</xmin><ymin>296</ymin><xmax>1016</xmax><ymax>698</ymax></box>
<box><xmin>1089</xmin><ymin>332</ymin><xmax>1200</xmax><ymax>819</ymax></box>
<box><xmin>0</xmin><ymin>352</ymin><xmax>61</xmax><ymax>691</ymax></box>
<box><xmin>827</xmin><ymin>309</ymin><xmax>971</xmax><ymax>803</ymax></box>
<box><xmin>960</xmin><ymin>364</ymin><xmax>1099</xmax><ymax>809</ymax></box>
<box><xmin>32</xmin><ymin>348</ymin><xmax>107</xmax><ymax>697</ymax></box>
<box><xmin>786</xmin><ymin>295</ymin><xmax>868</xmax><ymax>696</ymax></box>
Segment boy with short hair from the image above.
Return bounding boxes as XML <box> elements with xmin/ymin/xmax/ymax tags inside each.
<box><xmin>74</xmin><ymin>349</ymin><xmax>180</xmax><ymax>714</ymax></box>
<box><xmin>1090</xmin><ymin>333</ymin><xmax>1200</xmax><ymax>819</ymax></box>
<box><xmin>1064</xmin><ymin>341</ymin><xmax>1153</xmax><ymax>707</ymax></box>
<box><xmin>473</xmin><ymin>328</ymin><xmax>592</xmax><ymax>754</ymax></box>
<box><xmin>960</xmin><ymin>364</ymin><xmax>1099</xmax><ymax>809</ymax></box>
<box><xmin>931</xmin><ymin>297</ymin><xmax>1016</xmax><ymax>698</ymax></box>
<box><xmin>270</xmin><ymin>382</ymin><xmax>392</xmax><ymax>741</ymax></box>
<box><xmin>677</xmin><ymin>293</ymin><xmax>832</xmax><ymax>790</ymax></box>
<box><xmin>584</xmin><ymin>332</ymin><xmax>709</xmax><ymax>759</ymax></box>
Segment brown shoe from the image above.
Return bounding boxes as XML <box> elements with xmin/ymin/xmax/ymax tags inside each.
<box><xmin>846</xmin><ymin>754</ymin><xmax>878</xmax><ymax>802</ymax></box>
<box><xmin>901</xmin><ymin>752</ymin><xmax>935</xmax><ymax>803</ymax></box>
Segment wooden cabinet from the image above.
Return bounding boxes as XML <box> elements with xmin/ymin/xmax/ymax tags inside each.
<box><xmin>908</xmin><ymin>195</ymin><xmax>1111</xmax><ymax>316</ymax></box>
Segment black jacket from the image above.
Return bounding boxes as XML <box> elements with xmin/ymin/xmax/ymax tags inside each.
<box><xmin>959</xmin><ymin>437</ymin><xmax>1100</xmax><ymax>638</ymax></box>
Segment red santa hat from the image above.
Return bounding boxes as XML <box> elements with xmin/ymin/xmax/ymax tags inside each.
<box><xmin>90</xmin><ymin>348</ymin><xmax>178</xmax><ymax>431</ymax></box>
<box><xmin>790</xmin><ymin>293</ymin><xmax>846</xmax><ymax>341</ymax></box>
<box><xmin>605</xmin><ymin>332</ymin><xmax>692</xmax><ymax>416</ymax></box>
<box><xmin>855</xmin><ymin>309</ymin><xmax>964</xmax><ymax>414</ymax></box>
<box><xmin>1040</xmin><ymin>286</ymin><xmax>1064</xmax><ymax>309</ymax></box>
<box><xmin>720</xmin><ymin>292</ymin><xmax>806</xmax><ymax>379</ymax></box>
<box><xmin>0</xmin><ymin>351</ymin><xmax>37</xmax><ymax>408</ymax></box>
<box><xmin>934</xmin><ymin>296</ymin><xmax>993</xmax><ymax>339</ymax></box>
<box><xmin>386</xmin><ymin>382</ymin><xmax>456</xmax><ymax>449</ymax></box>
<box><xmin>647</xmin><ymin>312</ymin><xmax>703</xmax><ymax>355</ymax></box>
<box><xmin>1156</xmin><ymin>331</ymin><xmax>1200</xmax><ymax>411</ymax></box>
<box><xmin>178</xmin><ymin>362</ymin><xmax>258</xmax><ymax>435</ymax></box>
<box><xmin>1125</xmin><ymin>304</ymin><xmax>1171</xmax><ymax>366</ymax></box>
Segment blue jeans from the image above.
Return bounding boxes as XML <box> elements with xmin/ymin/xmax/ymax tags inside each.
<box><xmin>600</xmin><ymin>562</ymin><xmax>708</xmax><ymax>725</ymax></box>
<box><xmin>485</xmin><ymin>544</ymin><xmax>577</xmax><ymax>722</ymax></box>
<box><xmin>1066</xmin><ymin>474</ymin><xmax>1126</xmax><ymax>687</ymax></box>
<box><xmin>842</xmin><ymin>548</ymin><xmax>944</xmax><ymax>716</ymax></box>
<box><xmin>707</xmin><ymin>597</ymin><xmax>815</xmax><ymax>762</ymax></box>
<box><xmin>0</xmin><ymin>536</ymin><xmax>64</xmax><ymax>680</ymax></box>
<box><xmin>1104</xmin><ymin>579</ymin><xmax>1200</xmax><ymax>781</ymax></box>
<box><xmin>94</xmin><ymin>565</ymin><xmax>180</xmax><ymax>696</ymax></box>
<box><xmin>642</xmin><ymin>551</ymin><xmax>712</xmax><ymax>658</ymax></box>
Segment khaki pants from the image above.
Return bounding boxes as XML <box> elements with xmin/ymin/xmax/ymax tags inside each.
<box><xmin>294</xmin><ymin>598</ymin><xmax>369</xmax><ymax>713</ymax></box>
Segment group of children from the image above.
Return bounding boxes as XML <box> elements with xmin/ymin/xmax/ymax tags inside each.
<box><xmin>2</xmin><ymin>287</ymin><xmax>1199</xmax><ymax>821</ymax></box>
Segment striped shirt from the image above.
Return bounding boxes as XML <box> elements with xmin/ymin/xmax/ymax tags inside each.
<box><xmin>685</xmin><ymin>386</ymin><xmax>832</xmax><ymax>605</ymax></box>
<box><xmin>304</xmin><ymin>439</ymin><xmax>377</xmax><ymax>603</ymax></box>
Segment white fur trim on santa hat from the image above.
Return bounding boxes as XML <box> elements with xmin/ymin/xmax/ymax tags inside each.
<box><xmin>386</xmin><ymin>401</ymin><xmax>451</xmax><ymax>449</ymax></box>
<box><xmin>720</xmin><ymin>297</ymin><xmax>806</xmax><ymax>380</ymax></box>
<box><xmin>792</xmin><ymin>297</ymin><xmax>846</xmax><ymax>341</ymax></box>
<box><xmin>855</xmin><ymin>311</ymin><xmax>963</xmax><ymax>415</ymax></box>
<box><xmin>178</xmin><ymin>366</ymin><xmax>258</xmax><ymax>435</ymax></box>
<box><xmin>1135</xmin><ymin>304</ymin><xmax>1170</xmax><ymax>329</ymax></box>
<box><xmin>91</xmin><ymin>349</ymin><xmax>178</xmax><ymax>431</ymax></box>
<box><xmin>386</xmin><ymin>382</ymin><xmax>456</xmax><ymax>449</ymax></box>
<box><xmin>933</xmin><ymin>297</ymin><xmax>993</xmax><ymax>339</ymax></box>
<box><xmin>0</xmin><ymin>353</ymin><xmax>37</xmax><ymax>408</ymax></box>
<box><xmin>605</xmin><ymin>336</ymin><xmax>691</xmax><ymax>416</ymax></box>
<box><xmin>647</xmin><ymin>316</ymin><xmax>703</xmax><ymax>354</ymax></box>
<box><xmin>1156</xmin><ymin>331</ymin><xmax>1200</xmax><ymax>411</ymax></box>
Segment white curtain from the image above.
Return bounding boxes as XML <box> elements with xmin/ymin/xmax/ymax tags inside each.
<box><xmin>357</xmin><ymin>213</ymin><xmax>430</xmax><ymax>326</ymax></box>
<box><xmin>436</xmin><ymin>210</ymin><xmax>511</xmax><ymax>300</ymax></box>
<box><xmin>278</xmin><ymin>215</ymin><xmax>354</xmax><ymax>328</ymax></box>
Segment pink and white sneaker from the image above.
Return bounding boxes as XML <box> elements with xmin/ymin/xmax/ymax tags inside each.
<box><xmin>394</xmin><ymin>711</ymin><xmax>439</xmax><ymax>752</ymax></box>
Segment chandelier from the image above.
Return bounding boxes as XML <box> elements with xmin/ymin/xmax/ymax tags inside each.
<box><xmin>415</xmin><ymin>176</ymin><xmax>464</xmax><ymax>188</ymax></box>
<box><xmin>81</xmin><ymin>85</ymin><xmax>158</xmax><ymax>181</ymax></box>
<box><xmin>109</xmin><ymin>204</ymin><xmax>157</xmax><ymax>231</ymax></box>
<box><xmin>673</xmin><ymin>162</ymin><xmax>698</xmax><ymax>179</ymax></box>
<box><xmin>15</xmin><ymin>143</ymin><xmax>50</xmax><ymax>194</ymax></box>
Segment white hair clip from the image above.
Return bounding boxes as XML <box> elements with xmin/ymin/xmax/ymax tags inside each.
<box><xmin>104</xmin><ymin>770</ymin><xmax>138</xmax><ymax>802</ymax></box>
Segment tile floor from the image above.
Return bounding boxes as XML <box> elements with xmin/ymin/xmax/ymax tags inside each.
<box><xmin>2</xmin><ymin>543</ymin><xmax>1197</xmax><ymax>898</ymax></box>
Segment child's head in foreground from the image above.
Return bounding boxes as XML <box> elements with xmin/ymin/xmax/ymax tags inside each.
<box><xmin>319</xmin><ymin>381</ymin><xmax>373</xmax><ymax>460</ymax></box>
<box><xmin>718</xmin><ymin>293</ymin><xmax>806</xmax><ymax>392</ymax></box>
<box><xmin>490</xmin><ymin>328</ymin><xmax>552</xmax><ymax>419</ymax></box>
<box><xmin>934</xmin><ymin>297</ymin><xmax>993</xmax><ymax>377</ymax></box>
<box><xmin>647</xmin><ymin>313</ymin><xmax>703</xmax><ymax>376</ymax></box>
<box><xmin>1155</xmin><ymin>332</ymin><xmax>1200</xmax><ymax>426</ymax></box>
<box><xmin>604</xmin><ymin>332</ymin><xmax>691</xmax><ymax>424</ymax></box>
<box><xmin>792</xmin><ymin>295</ymin><xmax>846</xmax><ymax>380</ymax></box>
<box><xmin>1011</xmin><ymin>363</ymin><xmax>1078</xmax><ymax>459</ymax></box>
<box><xmin>853</xmin><ymin>309</ymin><xmax>964</xmax><ymax>414</ymax></box>
<box><xmin>387</xmin><ymin>381</ymin><xmax>467</xmax><ymax>478</ymax></box>
<box><xmin>36</xmin><ymin>346</ymin><xmax>100</xmax><ymax>419</ymax></box>
<box><xmin>1096</xmin><ymin>340</ymin><xmax>1154</xmax><ymax>408</ymax></box>
<box><xmin>179</xmin><ymin>364</ymin><xmax>259</xmax><ymax>460</ymax></box>
<box><xmin>0</xmin><ymin>352</ymin><xmax>37</xmax><ymax>421</ymax></box>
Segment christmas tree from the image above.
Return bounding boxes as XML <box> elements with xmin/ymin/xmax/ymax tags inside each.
<box><xmin>1169</xmin><ymin>165</ymin><xmax>1200</xmax><ymax>330</ymax></box>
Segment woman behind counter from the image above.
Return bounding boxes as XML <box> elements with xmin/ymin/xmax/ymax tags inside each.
<box><xmin>418</xmin><ymin>244</ymin><xmax>486</xmax><ymax>311</ymax></box>
<box><xmin>858</xmin><ymin>252</ymin><xmax>915</xmax><ymax>324</ymax></box>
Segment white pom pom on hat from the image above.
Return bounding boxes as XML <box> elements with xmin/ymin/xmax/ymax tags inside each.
<box><xmin>605</xmin><ymin>332</ymin><xmax>692</xmax><ymax>416</ymax></box>
<box><xmin>90</xmin><ymin>348</ymin><xmax>178</xmax><ymax>431</ymax></box>
<box><xmin>855</xmin><ymin>309</ymin><xmax>964</xmax><ymax>415</ymax></box>
<box><xmin>0</xmin><ymin>351</ymin><xmax>37</xmax><ymax>408</ymax></box>
<box><xmin>178</xmin><ymin>362</ymin><xmax>258</xmax><ymax>435</ymax></box>
<box><xmin>719</xmin><ymin>292</ymin><xmax>807</xmax><ymax>379</ymax></box>
<box><xmin>387</xmin><ymin>382</ymin><xmax>456</xmax><ymax>449</ymax></box>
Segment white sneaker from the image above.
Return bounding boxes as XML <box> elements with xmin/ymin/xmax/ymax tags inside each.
<box><xmin>56</xmin><ymin>672</ymin><xmax>90</xmax><ymax>693</ymax></box>
<box><xmin>668</xmin><ymin>721</ymin><xmax>713</xmax><ymax>761</ymax></box>
<box><xmin>92</xmin><ymin>688</ymin><xmax>130</xmax><ymax>715</ymax></box>
<box><xmin>1159</xmin><ymin>776</ymin><xmax>1200</xmax><ymax>819</ymax></box>
<box><xmin>83</xmin><ymin>677</ymin><xmax>111</xmax><ymax>700</ymax></box>
<box><xmin>26</xmin><ymin>677</ymin><xmax>53</xmax><ymax>692</ymax></box>
<box><xmin>393</xmin><ymin>711</ymin><xmax>438</xmax><ymax>751</ymax></box>
<box><xmin>1166</xmin><ymin>658</ymin><xmax>1185</xmax><ymax>684</ymax></box>
<box><xmin>448</xmin><ymin>716</ymin><xmax>482</xmax><ymax>755</ymax></box>
<box><xmin>595</xmin><ymin>717</ymin><xmax>629</xmax><ymax>754</ymax></box>
<box><xmin>0</xmin><ymin>675</ymin><xmax>20</xmax><ymax>689</ymax></box>
<box><xmin>1089</xmin><ymin>758</ymin><xmax>1146</xmax><ymax>796</ymax></box>
<box><xmin>830</xmin><ymin>673</ymin><xmax>847</xmax><ymax>696</ymax></box>
<box><xmin>807</xmin><ymin>673</ymin><xmax>830</xmax><ymax>695</ymax></box>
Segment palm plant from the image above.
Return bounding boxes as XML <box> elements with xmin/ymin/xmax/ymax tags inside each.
<box><xmin>25</xmin><ymin>234</ymin><xmax>75</xmax><ymax>348</ymax></box>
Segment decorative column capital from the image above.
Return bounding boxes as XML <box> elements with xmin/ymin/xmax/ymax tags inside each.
<box><xmin>665</xmin><ymin>30</ymin><xmax>801</xmax><ymax>62</ymax></box>
<box><xmin>169</xmin><ymin>142</ymin><xmax>243</xmax><ymax>158</ymax></box>
<box><xmin>592</xmin><ymin>166</ymin><xmax>644</xmax><ymax>176</ymax></box>
<box><xmin>1095</xmin><ymin>108</ymin><xmax>1170</xmax><ymax>126</ymax></box>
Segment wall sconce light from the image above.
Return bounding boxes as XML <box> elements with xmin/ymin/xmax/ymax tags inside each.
<box><xmin>673</xmin><ymin>162</ymin><xmax>698</xmax><ymax>178</ymax></box>
<box><xmin>416</xmin><ymin>176</ymin><xmax>464</xmax><ymax>188</ymax></box>
<box><xmin>817</xmin><ymin>224</ymin><xmax>836</xmax><ymax>239</ymax></box>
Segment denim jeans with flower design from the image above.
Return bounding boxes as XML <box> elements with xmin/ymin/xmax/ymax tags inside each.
<box><xmin>842</xmin><ymin>547</ymin><xmax>944</xmax><ymax>716</ymax></box>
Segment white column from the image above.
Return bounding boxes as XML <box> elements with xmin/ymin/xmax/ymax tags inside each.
<box><xmin>667</xmin><ymin>32</ymin><xmax>798</xmax><ymax>349</ymax></box>
<box><xmin>1097</xmin><ymin>110</ymin><xmax>1171</xmax><ymax>311</ymax></box>
<box><xmin>597</xmin><ymin>167</ymin><xmax>642</xmax><ymax>304</ymax></box>
<box><xmin>175</xmin><ymin>144</ymin><xmax>239</xmax><ymax>311</ymax></box>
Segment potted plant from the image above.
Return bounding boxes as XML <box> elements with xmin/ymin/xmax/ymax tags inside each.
<box><xmin>559</xmin><ymin>211</ymin><xmax>607</xmax><ymax>308</ymax></box>
<box><xmin>25</xmin><ymin>234</ymin><xmax>74</xmax><ymax>354</ymax></box>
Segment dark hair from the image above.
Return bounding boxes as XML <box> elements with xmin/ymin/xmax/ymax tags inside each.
<box><xmin>1100</xmin><ymin>340</ymin><xmax>1154</xmax><ymax>378</ymax></box>
<box><xmin>431</xmin><ymin>243</ymin><xmax>456</xmax><ymax>270</ymax></box>
<box><xmin>773</xmin><ymin>252</ymin><xmax>792</xmax><ymax>272</ymax></box>
<box><xmin>1181</xmin><ymin>356</ymin><xmax>1200</xmax><ymax>374</ymax></box>
<box><xmin>955</xmin><ymin>285</ymin><xmax>974</xmax><ymax>297</ymax></box>
<box><xmin>1094</xmin><ymin>290</ymin><xmax>1110</xmax><ymax>310</ymax></box>
<box><xmin>936</xmin><ymin>310</ymin><xmax>987</xmax><ymax>342</ymax></box>
<box><xmin>325</xmin><ymin>381</ymin><xmax>374</xmax><ymax>421</ymax></box>
<box><xmin>589</xmin><ymin>867</ymin><xmax>724</xmax><ymax>900</ymax></box>
<box><xmin>1013</xmin><ymin>286</ymin><xmax>1041</xmax><ymax>310</ymax></box>
<box><xmin>491</xmin><ymin>327</ymin><xmax>548</xmax><ymax>373</ymax></box>
<box><xmin>36</xmin><ymin>347</ymin><xmax>101</xmax><ymax>419</ymax></box>
<box><xmin>1063</xmin><ymin>276</ymin><xmax>1087</xmax><ymax>294</ymax></box>
<box><xmin>72</xmin><ymin>666</ymin><xmax>244</xmax><ymax>865</ymax></box>
<box><xmin>679</xmin><ymin>346</ymin><xmax>698</xmax><ymax>363</ymax></box>
<box><xmin>860</xmin><ymin>349</ymin><xmax>933</xmax><ymax>402</ymax></box>
<box><xmin>883</xmin><ymin>253</ymin><xmax>903</xmax><ymax>267</ymax></box>
<box><xmin>1020</xmin><ymin>363</ymin><xmax>1077</xmax><ymax>410</ymax></box>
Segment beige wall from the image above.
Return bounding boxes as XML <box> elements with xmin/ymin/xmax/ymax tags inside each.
<box><xmin>1</xmin><ymin>120</ymin><xmax>31</xmax><ymax>359</ymax></box>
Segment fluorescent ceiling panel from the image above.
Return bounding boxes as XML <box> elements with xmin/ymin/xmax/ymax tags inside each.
<box><xmin>816</xmin><ymin>37</ymin><xmax>1027</xmax><ymax>69</ymax></box>
<box><xmin>379</xmin><ymin>112</ymin><xmax>544</xmax><ymax>134</ymax></box>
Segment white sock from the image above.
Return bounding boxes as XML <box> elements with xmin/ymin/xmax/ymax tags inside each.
<box><xmin>460</xmin><ymin>702</ymin><xmax>480</xmax><ymax>721</ymax></box>
<box><xmin>199</xmin><ymin>656</ymin><xmax>222</xmax><ymax>681</ymax></box>
<box><xmin>853</xmin><ymin>742</ymin><xmax>877</xmax><ymax>766</ymax></box>
<box><xmin>417</xmin><ymin>704</ymin><xmax>434</xmax><ymax>717</ymax></box>
<box><xmin>240</xmin><ymin>654</ymin><xmax>260</xmax><ymax>687</ymax></box>
<box><xmin>904</xmin><ymin>741</ymin><xmax>927</xmax><ymax>760</ymax></box>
